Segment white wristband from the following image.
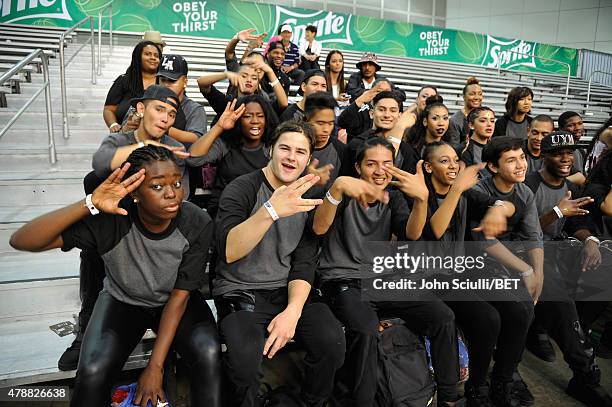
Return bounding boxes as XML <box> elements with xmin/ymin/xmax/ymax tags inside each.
<box><xmin>85</xmin><ymin>194</ymin><xmax>100</xmax><ymax>215</ymax></box>
<box><xmin>270</xmin><ymin>79</ymin><xmax>280</xmax><ymax>88</ymax></box>
<box><xmin>553</xmin><ymin>205</ymin><xmax>563</xmax><ymax>219</ymax></box>
<box><xmin>519</xmin><ymin>266</ymin><xmax>534</xmax><ymax>278</ymax></box>
<box><xmin>585</xmin><ymin>236</ymin><xmax>601</xmax><ymax>246</ymax></box>
<box><xmin>109</xmin><ymin>122</ymin><xmax>119</xmax><ymax>129</ymax></box>
<box><xmin>263</xmin><ymin>200</ymin><xmax>279</xmax><ymax>221</ymax></box>
<box><xmin>325</xmin><ymin>190</ymin><xmax>342</xmax><ymax>206</ymax></box>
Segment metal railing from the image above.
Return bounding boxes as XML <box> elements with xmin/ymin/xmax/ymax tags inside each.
<box><xmin>0</xmin><ymin>50</ymin><xmax>56</xmax><ymax>164</ymax></box>
<box><xmin>59</xmin><ymin>16</ymin><xmax>96</xmax><ymax>140</ymax></box>
<box><xmin>97</xmin><ymin>4</ymin><xmax>113</xmax><ymax>75</ymax></box>
<box><xmin>496</xmin><ymin>50</ymin><xmax>572</xmax><ymax>96</ymax></box>
<box><xmin>586</xmin><ymin>70</ymin><xmax>612</xmax><ymax>109</ymax></box>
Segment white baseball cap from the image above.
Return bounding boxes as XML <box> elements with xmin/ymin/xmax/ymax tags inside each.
<box><xmin>280</xmin><ymin>24</ymin><xmax>293</xmax><ymax>33</ymax></box>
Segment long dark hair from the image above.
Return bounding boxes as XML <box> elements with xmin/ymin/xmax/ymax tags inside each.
<box><xmin>124</xmin><ymin>41</ymin><xmax>162</xmax><ymax>99</ymax></box>
<box><xmin>585</xmin><ymin>116</ymin><xmax>612</xmax><ymax>162</ymax></box>
<box><xmin>221</xmin><ymin>94</ymin><xmax>279</xmax><ymax>148</ymax></box>
<box><xmin>505</xmin><ymin>86</ymin><xmax>533</xmax><ymax>117</ymax></box>
<box><xmin>422</xmin><ymin>141</ymin><xmax>462</xmax><ymax>240</ymax></box>
<box><xmin>355</xmin><ymin>137</ymin><xmax>396</xmax><ymax>166</ymax></box>
<box><xmin>324</xmin><ymin>50</ymin><xmax>346</xmax><ymax>95</ymax></box>
<box><xmin>407</xmin><ymin>95</ymin><xmax>449</xmax><ymax>153</ymax></box>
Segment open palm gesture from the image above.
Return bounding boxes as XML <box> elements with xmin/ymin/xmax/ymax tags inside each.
<box><xmin>218</xmin><ymin>99</ymin><xmax>247</xmax><ymax>131</ymax></box>
<box><xmin>91</xmin><ymin>163</ymin><xmax>146</xmax><ymax>216</ymax></box>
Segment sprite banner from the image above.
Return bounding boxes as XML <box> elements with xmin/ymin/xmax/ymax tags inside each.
<box><xmin>0</xmin><ymin>0</ymin><xmax>578</xmax><ymax>75</ymax></box>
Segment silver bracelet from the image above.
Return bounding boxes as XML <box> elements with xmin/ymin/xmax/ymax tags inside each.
<box><xmin>553</xmin><ymin>205</ymin><xmax>563</xmax><ymax>219</ymax></box>
<box><xmin>263</xmin><ymin>200</ymin><xmax>279</xmax><ymax>221</ymax></box>
<box><xmin>325</xmin><ymin>190</ymin><xmax>342</xmax><ymax>206</ymax></box>
<box><xmin>585</xmin><ymin>235</ymin><xmax>601</xmax><ymax>246</ymax></box>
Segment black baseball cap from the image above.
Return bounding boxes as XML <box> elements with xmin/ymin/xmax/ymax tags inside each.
<box><xmin>540</xmin><ymin>130</ymin><xmax>579</xmax><ymax>153</ymax></box>
<box><xmin>156</xmin><ymin>54</ymin><xmax>188</xmax><ymax>81</ymax></box>
<box><xmin>130</xmin><ymin>85</ymin><xmax>180</xmax><ymax>111</ymax></box>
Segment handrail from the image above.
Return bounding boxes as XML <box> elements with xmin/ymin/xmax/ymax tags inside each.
<box><xmin>496</xmin><ymin>49</ymin><xmax>571</xmax><ymax>96</ymax></box>
<box><xmin>59</xmin><ymin>16</ymin><xmax>96</xmax><ymax>140</ymax></box>
<box><xmin>97</xmin><ymin>3</ymin><xmax>113</xmax><ymax>75</ymax></box>
<box><xmin>0</xmin><ymin>50</ymin><xmax>56</xmax><ymax>164</ymax></box>
<box><xmin>586</xmin><ymin>70</ymin><xmax>612</xmax><ymax>108</ymax></box>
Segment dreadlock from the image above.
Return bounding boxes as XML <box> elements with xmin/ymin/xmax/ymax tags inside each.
<box><xmin>124</xmin><ymin>41</ymin><xmax>162</xmax><ymax>100</ymax></box>
<box><xmin>123</xmin><ymin>145</ymin><xmax>178</xmax><ymax>180</ymax></box>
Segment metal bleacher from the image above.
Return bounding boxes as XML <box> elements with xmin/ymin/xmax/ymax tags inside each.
<box><xmin>0</xmin><ymin>22</ymin><xmax>611</xmax><ymax>389</ymax></box>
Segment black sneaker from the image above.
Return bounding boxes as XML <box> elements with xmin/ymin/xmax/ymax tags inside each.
<box><xmin>511</xmin><ymin>372</ymin><xmax>534</xmax><ymax>406</ymax></box>
<box><xmin>57</xmin><ymin>336</ymin><xmax>82</xmax><ymax>371</ymax></box>
<box><xmin>490</xmin><ymin>380</ymin><xmax>520</xmax><ymax>407</ymax></box>
<box><xmin>566</xmin><ymin>370</ymin><xmax>612</xmax><ymax>407</ymax></box>
<box><xmin>465</xmin><ymin>384</ymin><xmax>494</xmax><ymax>407</ymax></box>
<box><xmin>526</xmin><ymin>332</ymin><xmax>556</xmax><ymax>362</ymax></box>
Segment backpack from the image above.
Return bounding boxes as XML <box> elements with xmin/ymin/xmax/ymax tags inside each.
<box><xmin>374</xmin><ymin>319</ymin><xmax>436</xmax><ymax>407</ymax></box>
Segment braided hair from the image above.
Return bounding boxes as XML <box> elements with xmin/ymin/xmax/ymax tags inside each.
<box><xmin>123</xmin><ymin>145</ymin><xmax>178</xmax><ymax>180</ymax></box>
<box><xmin>124</xmin><ymin>41</ymin><xmax>162</xmax><ymax>100</ymax></box>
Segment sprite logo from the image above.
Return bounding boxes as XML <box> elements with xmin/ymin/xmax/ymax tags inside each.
<box><xmin>273</xmin><ymin>6</ymin><xmax>352</xmax><ymax>46</ymax></box>
<box><xmin>481</xmin><ymin>36</ymin><xmax>537</xmax><ymax>70</ymax></box>
<box><xmin>0</xmin><ymin>0</ymin><xmax>71</xmax><ymax>23</ymax></box>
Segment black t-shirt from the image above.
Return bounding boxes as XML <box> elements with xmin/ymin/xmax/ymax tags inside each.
<box><xmin>461</xmin><ymin>139</ymin><xmax>491</xmax><ymax>178</ymax></box>
<box><xmin>105</xmin><ymin>75</ymin><xmax>139</xmax><ymax>124</ymax></box>
<box><xmin>61</xmin><ymin>202</ymin><xmax>213</xmax><ymax>307</ymax></box>
<box><xmin>279</xmin><ymin>103</ymin><xmax>304</xmax><ymax>122</ymax></box>
<box><xmin>213</xmin><ymin>170</ymin><xmax>318</xmax><ymax>296</ymax></box>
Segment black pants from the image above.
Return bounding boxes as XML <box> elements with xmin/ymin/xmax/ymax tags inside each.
<box><xmin>322</xmin><ymin>283</ymin><xmax>459</xmax><ymax>406</ymax></box>
<box><xmin>71</xmin><ymin>291</ymin><xmax>222</xmax><ymax>407</ymax></box>
<box><xmin>440</xmin><ymin>270</ymin><xmax>534</xmax><ymax>386</ymax></box>
<box><xmin>299</xmin><ymin>58</ymin><xmax>320</xmax><ymax>72</ymax></box>
<box><xmin>531</xmin><ymin>255</ymin><xmax>597</xmax><ymax>376</ymax></box>
<box><xmin>216</xmin><ymin>288</ymin><xmax>345</xmax><ymax>407</ymax></box>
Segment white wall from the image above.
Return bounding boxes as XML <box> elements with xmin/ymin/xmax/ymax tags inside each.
<box><xmin>445</xmin><ymin>0</ymin><xmax>612</xmax><ymax>53</ymax></box>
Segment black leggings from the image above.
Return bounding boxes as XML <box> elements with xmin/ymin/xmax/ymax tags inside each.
<box><xmin>217</xmin><ymin>288</ymin><xmax>345</xmax><ymax>407</ymax></box>
<box><xmin>71</xmin><ymin>291</ymin><xmax>222</xmax><ymax>407</ymax></box>
<box><xmin>323</xmin><ymin>284</ymin><xmax>460</xmax><ymax>406</ymax></box>
<box><xmin>441</xmin><ymin>272</ymin><xmax>534</xmax><ymax>385</ymax></box>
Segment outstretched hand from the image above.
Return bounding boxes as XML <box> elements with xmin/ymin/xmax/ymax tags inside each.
<box><xmin>217</xmin><ymin>99</ymin><xmax>247</xmax><ymax>131</ymax></box>
<box><xmin>333</xmin><ymin>177</ymin><xmax>389</xmax><ymax>209</ymax></box>
<box><xmin>452</xmin><ymin>162</ymin><xmax>484</xmax><ymax>193</ymax></box>
<box><xmin>557</xmin><ymin>190</ymin><xmax>593</xmax><ymax>217</ymax></box>
<box><xmin>236</xmin><ymin>28</ymin><xmax>264</xmax><ymax>43</ymax></box>
<box><xmin>307</xmin><ymin>158</ymin><xmax>334</xmax><ymax>186</ymax></box>
<box><xmin>267</xmin><ymin>174</ymin><xmax>323</xmax><ymax>218</ymax></box>
<box><xmin>91</xmin><ymin>163</ymin><xmax>145</xmax><ymax>216</ymax></box>
<box><xmin>385</xmin><ymin>160</ymin><xmax>428</xmax><ymax>202</ymax></box>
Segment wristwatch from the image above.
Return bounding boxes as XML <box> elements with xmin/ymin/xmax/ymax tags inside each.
<box><xmin>85</xmin><ymin>194</ymin><xmax>100</xmax><ymax>215</ymax></box>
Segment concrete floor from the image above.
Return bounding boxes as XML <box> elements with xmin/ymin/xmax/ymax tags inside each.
<box><xmin>6</xmin><ymin>340</ymin><xmax>612</xmax><ymax>407</ymax></box>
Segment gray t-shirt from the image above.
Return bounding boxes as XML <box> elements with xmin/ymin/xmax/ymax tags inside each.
<box><xmin>472</xmin><ymin>176</ymin><xmax>543</xmax><ymax>249</ymax></box>
<box><xmin>447</xmin><ymin>110</ymin><xmax>467</xmax><ymax>147</ymax></box>
<box><xmin>505</xmin><ymin>118</ymin><xmax>530</xmax><ymax>140</ymax></box>
<box><xmin>62</xmin><ymin>202</ymin><xmax>212</xmax><ymax>307</ymax></box>
<box><xmin>317</xmin><ymin>190</ymin><xmax>410</xmax><ymax>281</ymax></box>
<box><xmin>213</xmin><ymin>170</ymin><xmax>318</xmax><ymax>297</ymax></box>
<box><xmin>92</xmin><ymin>130</ymin><xmax>190</xmax><ymax>198</ymax></box>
